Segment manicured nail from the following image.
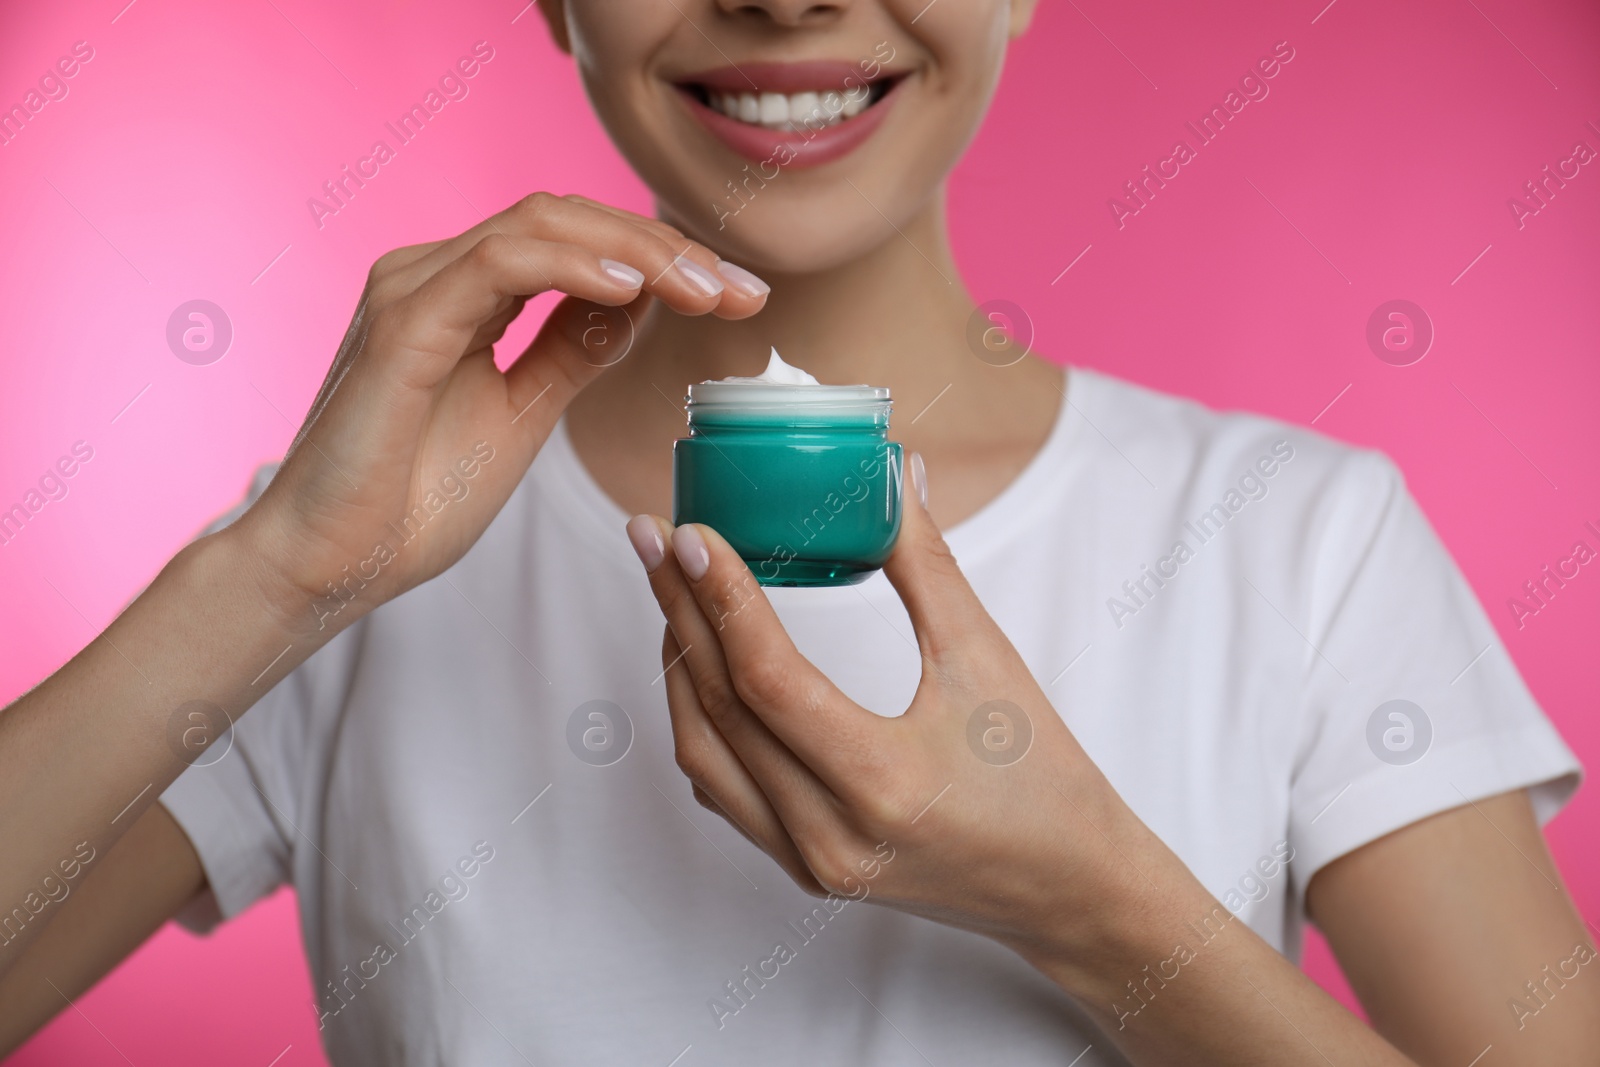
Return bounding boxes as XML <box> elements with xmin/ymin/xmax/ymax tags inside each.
<box><xmin>672</xmin><ymin>524</ymin><xmax>711</xmax><ymax>580</ymax></box>
<box><xmin>910</xmin><ymin>452</ymin><xmax>928</xmax><ymax>510</ymax></box>
<box><xmin>676</xmin><ymin>257</ymin><xmax>725</xmax><ymax>297</ymax></box>
<box><xmin>715</xmin><ymin>260</ymin><xmax>770</xmax><ymax>297</ymax></box>
<box><xmin>600</xmin><ymin>258</ymin><xmax>644</xmax><ymax>288</ymax></box>
<box><xmin>626</xmin><ymin>515</ymin><xmax>664</xmax><ymax>572</ymax></box>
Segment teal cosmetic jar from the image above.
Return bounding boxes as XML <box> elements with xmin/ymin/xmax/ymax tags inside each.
<box><xmin>673</xmin><ymin>373</ymin><xmax>904</xmax><ymax>587</ymax></box>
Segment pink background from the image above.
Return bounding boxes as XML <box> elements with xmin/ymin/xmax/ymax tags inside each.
<box><xmin>3</xmin><ymin>0</ymin><xmax>1597</xmax><ymax>1061</ymax></box>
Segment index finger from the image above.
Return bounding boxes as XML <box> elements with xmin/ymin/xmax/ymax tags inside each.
<box><xmin>658</xmin><ymin>521</ymin><xmax>892</xmax><ymax>790</ymax></box>
<box><xmin>393</xmin><ymin>193</ymin><xmax>768</xmax><ymax>319</ymax></box>
<box><xmin>562</xmin><ymin>194</ymin><xmax>687</xmax><ymax>245</ymax></box>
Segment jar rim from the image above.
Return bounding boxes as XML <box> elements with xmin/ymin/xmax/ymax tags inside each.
<box><xmin>686</xmin><ymin>382</ymin><xmax>890</xmax><ymax>409</ymax></box>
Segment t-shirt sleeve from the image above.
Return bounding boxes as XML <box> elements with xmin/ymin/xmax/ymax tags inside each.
<box><xmin>158</xmin><ymin>463</ymin><xmax>303</xmax><ymax>933</ymax></box>
<box><xmin>1287</xmin><ymin>450</ymin><xmax>1581</xmax><ymax>896</ymax></box>
<box><xmin>161</xmin><ymin>675</ymin><xmax>309</xmax><ymax>932</ymax></box>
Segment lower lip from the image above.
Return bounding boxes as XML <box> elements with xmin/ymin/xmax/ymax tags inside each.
<box><xmin>675</xmin><ymin>81</ymin><xmax>900</xmax><ymax>170</ymax></box>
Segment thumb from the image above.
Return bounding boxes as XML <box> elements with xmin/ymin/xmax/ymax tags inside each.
<box><xmin>881</xmin><ymin>452</ymin><xmax>998</xmax><ymax>663</ymax></box>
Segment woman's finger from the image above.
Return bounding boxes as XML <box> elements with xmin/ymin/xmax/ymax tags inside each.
<box><xmin>661</xmin><ymin>628</ymin><xmax>826</xmax><ymax>894</ymax></box>
<box><xmin>879</xmin><ymin>453</ymin><xmax>1004</xmax><ymax>670</ymax></box>
<box><xmin>382</xmin><ymin>193</ymin><xmax>767</xmax><ymax>320</ymax></box>
<box><xmin>636</xmin><ymin>514</ymin><xmax>889</xmax><ymax>800</ymax></box>
<box><xmin>372</xmin><ymin>234</ymin><xmax>644</xmax><ymax>392</ymax></box>
<box><xmin>633</xmin><ymin>517</ymin><xmax>854</xmax><ymax>808</ymax></box>
<box><xmin>562</xmin><ymin>194</ymin><xmax>688</xmax><ymax>246</ymax></box>
<box><xmin>556</xmin><ymin>195</ymin><xmax>771</xmax><ymax>308</ymax></box>
<box><xmin>312</xmin><ymin>237</ymin><xmax>640</xmax><ymax>479</ymax></box>
<box><xmin>534</xmin><ymin>195</ymin><xmax>770</xmax><ymax>316</ymax></box>
<box><xmin>367</xmin><ymin>239</ymin><xmax>449</xmax><ymax>290</ymax></box>
<box><xmin>557</xmin><ymin>195</ymin><xmax>774</xmax><ymax>312</ymax></box>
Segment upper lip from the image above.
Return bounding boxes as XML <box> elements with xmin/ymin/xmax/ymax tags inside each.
<box><xmin>672</xmin><ymin>60</ymin><xmax>903</xmax><ymax>95</ymax></box>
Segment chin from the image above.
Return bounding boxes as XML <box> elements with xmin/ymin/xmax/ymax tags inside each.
<box><xmin>659</xmin><ymin>181</ymin><xmax>917</xmax><ymax>276</ymax></box>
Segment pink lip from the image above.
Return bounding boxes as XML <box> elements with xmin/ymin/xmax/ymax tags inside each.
<box><xmin>673</xmin><ymin>70</ymin><xmax>903</xmax><ymax>170</ymax></box>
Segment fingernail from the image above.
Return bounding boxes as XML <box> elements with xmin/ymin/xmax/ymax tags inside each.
<box><xmin>676</xmin><ymin>257</ymin><xmax>725</xmax><ymax>297</ymax></box>
<box><xmin>672</xmin><ymin>524</ymin><xmax>711</xmax><ymax>580</ymax></box>
<box><xmin>714</xmin><ymin>260</ymin><xmax>770</xmax><ymax>297</ymax></box>
<box><xmin>626</xmin><ymin>515</ymin><xmax>664</xmax><ymax>572</ymax></box>
<box><xmin>600</xmin><ymin>258</ymin><xmax>644</xmax><ymax>289</ymax></box>
<box><xmin>910</xmin><ymin>452</ymin><xmax>928</xmax><ymax>510</ymax></box>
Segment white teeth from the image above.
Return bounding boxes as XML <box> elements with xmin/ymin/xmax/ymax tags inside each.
<box><xmin>789</xmin><ymin>91</ymin><xmax>820</xmax><ymax>123</ymax></box>
<box><xmin>757</xmin><ymin>92</ymin><xmax>787</xmax><ymax>125</ymax></box>
<box><xmin>709</xmin><ymin>84</ymin><xmax>880</xmax><ymax>130</ymax></box>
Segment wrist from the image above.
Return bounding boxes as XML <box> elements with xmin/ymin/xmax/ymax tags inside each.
<box><xmin>1017</xmin><ymin>789</ymin><xmax>1220</xmax><ymax>1006</ymax></box>
<box><xmin>195</xmin><ymin>515</ymin><xmax>349</xmax><ymax>646</ymax></box>
<box><xmin>76</xmin><ymin>519</ymin><xmax>336</xmax><ymax>729</ymax></box>
<box><xmin>1028</xmin><ymin>873</ymin><xmax>1222</xmax><ymax>1008</ymax></box>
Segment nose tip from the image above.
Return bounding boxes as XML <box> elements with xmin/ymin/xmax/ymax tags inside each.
<box><xmin>714</xmin><ymin>0</ymin><xmax>849</xmax><ymax>27</ymax></box>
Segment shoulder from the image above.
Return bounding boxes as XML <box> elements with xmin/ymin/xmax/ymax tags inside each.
<box><xmin>1068</xmin><ymin>366</ymin><xmax>1405</xmax><ymax>526</ymax></box>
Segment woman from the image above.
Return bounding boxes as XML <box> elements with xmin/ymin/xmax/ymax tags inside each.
<box><xmin>0</xmin><ymin>0</ymin><xmax>1592</xmax><ymax>1063</ymax></box>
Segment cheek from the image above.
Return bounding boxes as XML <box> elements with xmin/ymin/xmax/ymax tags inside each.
<box><xmin>566</xmin><ymin>2</ymin><xmax>676</xmax><ymax>108</ymax></box>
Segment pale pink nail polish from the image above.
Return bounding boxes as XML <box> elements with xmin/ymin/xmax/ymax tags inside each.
<box><xmin>714</xmin><ymin>260</ymin><xmax>770</xmax><ymax>297</ymax></box>
<box><xmin>600</xmin><ymin>258</ymin><xmax>644</xmax><ymax>288</ymax></box>
<box><xmin>672</xmin><ymin>525</ymin><xmax>711</xmax><ymax>580</ymax></box>
<box><xmin>675</xmin><ymin>258</ymin><xmax>725</xmax><ymax>297</ymax></box>
<box><xmin>910</xmin><ymin>452</ymin><xmax>928</xmax><ymax>510</ymax></box>
<box><xmin>626</xmin><ymin>515</ymin><xmax>664</xmax><ymax>572</ymax></box>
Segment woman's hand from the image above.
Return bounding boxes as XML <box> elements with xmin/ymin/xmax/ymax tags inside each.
<box><xmin>629</xmin><ymin>462</ymin><xmax>1424</xmax><ymax>1065</ymax></box>
<box><xmin>626</xmin><ymin>458</ymin><xmax>1192</xmax><ymax>994</ymax></box>
<box><xmin>240</xmin><ymin>193</ymin><xmax>768</xmax><ymax>633</ymax></box>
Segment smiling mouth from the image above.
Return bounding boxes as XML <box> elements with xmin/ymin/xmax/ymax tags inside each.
<box><xmin>675</xmin><ymin>77</ymin><xmax>900</xmax><ymax>134</ymax></box>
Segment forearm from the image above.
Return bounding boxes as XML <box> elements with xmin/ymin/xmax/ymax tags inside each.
<box><xmin>1033</xmin><ymin>877</ymin><xmax>1415</xmax><ymax>1065</ymax></box>
<box><xmin>0</xmin><ymin>804</ymin><xmax>204</xmax><ymax>1055</ymax></box>
<box><xmin>0</xmin><ymin>520</ymin><xmax>325</xmax><ymax>965</ymax></box>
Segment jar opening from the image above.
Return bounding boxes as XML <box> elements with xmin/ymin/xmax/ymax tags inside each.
<box><xmin>685</xmin><ymin>382</ymin><xmax>891</xmax><ymax>427</ymax></box>
<box><xmin>686</xmin><ymin>382</ymin><xmax>889</xmax><ymax>408</ymax></box>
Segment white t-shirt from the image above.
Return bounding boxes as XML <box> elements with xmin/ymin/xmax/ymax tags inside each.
<box><xmin>162</xmin><ymin>366</ymin><xmax>1580</xmax><ymax>1067</ymax></box>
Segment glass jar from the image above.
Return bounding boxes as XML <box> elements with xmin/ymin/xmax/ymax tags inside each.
<box><xmin>672</xmin><ymin>381</ymin><xmax>904</xmax><ymax>587</ymax></box>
